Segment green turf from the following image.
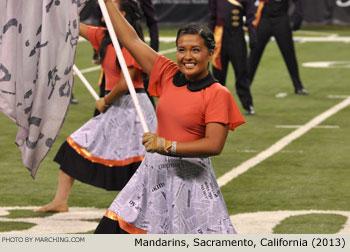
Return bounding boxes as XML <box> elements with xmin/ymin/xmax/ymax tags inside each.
<box><xmin>1</xmin><ymin>26</ymin><xmax>349</xmax><ymax>233</ymax></box>
<box><xmin>0</xmin><ymin>222</ymin><xmax>36</xmax><ymax>232</ymax></box>
<box><xmin>273</xmin><ymin>214</ymin><xmax>347</xmax><ymax>234</ymax></box>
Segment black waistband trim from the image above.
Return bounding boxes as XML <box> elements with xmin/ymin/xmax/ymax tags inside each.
<box><xmin>105</xmin><ymin>88</ymin><xmax>145</xmax><ymax>96</ymax></box>
<box><xmin>125</xmin><ymin>88</ymin><xmax>145</xmax><ymax>95</ymax></box>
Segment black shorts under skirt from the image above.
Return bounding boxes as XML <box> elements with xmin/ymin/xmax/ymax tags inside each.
<box><xmin>54</xmin><ymin>141</ymin><xmax>141</xmax><ymax>191</ymax></box>
<box><xmin>94</xmin><ymin>216</ymin><xmax>129</xmax><ymax>234</ymax></box>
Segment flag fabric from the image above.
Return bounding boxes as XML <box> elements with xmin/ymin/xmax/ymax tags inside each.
<box><xmin>0</xmin><ymin>0</ymin><xmax>88</xmax><ymax>178</ymax></box>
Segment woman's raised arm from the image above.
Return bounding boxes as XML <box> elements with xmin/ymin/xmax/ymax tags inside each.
<box><xmin>103</xmin><ymin>0</ymin><xmax>158</xmax><ymax>75</ymax></box>
<box><xmin>79</xmin><ymin>23</ymin><xmax>89</xmax><ymax>40</ymax></box>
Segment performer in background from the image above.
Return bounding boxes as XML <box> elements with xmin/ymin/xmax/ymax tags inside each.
<box><xmin>137</xmin><ymin>0</ymin><xmax>159</xmax><ymax>107</ymax></box>
<box><xmin>94</xmin><ymin>0</ymin><xmax>246</xmax><ymax>234</ymax></box>
<box><xmin>36</xmin><ymin>0</ymin><xmax>157</xmax><ymax>213</ymax></box>
<box><xmin>138</xmin><ymin>0</ymin><xmax>159</xmax><ymax>52</ymax></box>
<box><xmin>90</xmin><ymin>0</ymin><xmax>159</xmax><ymax>114</ymax></box>
<box><xmin>248</xmin><ymin>0</ymin><xmax>308</xmax><ymax>95</ymax></box>
<box><xmin>209</xmin><ymin>0</ymin><xmax>256</xmax><ymax>115</ymax></box>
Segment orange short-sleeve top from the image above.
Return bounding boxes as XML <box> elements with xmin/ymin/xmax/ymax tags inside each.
<box><xmin>87</xmin><ymin>26</ymin><xmax>144</xmax><ymax>91</ymax></box>
<box><xmin>148</xmin><ymin>55</ymin><xmax>246</xmax><ymax>142</ymax></box>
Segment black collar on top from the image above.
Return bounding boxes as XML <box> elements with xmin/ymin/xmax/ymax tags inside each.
<box><xmin>172</xmin><ymin>70</ymin><xmax>218</xmax><ymax>92</ymax></box>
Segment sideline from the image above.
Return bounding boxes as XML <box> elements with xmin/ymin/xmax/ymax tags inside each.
<box><xmin>217</xmin><ymin>96</ymin><xmax>350</xmax><ymax>187</ymax></box>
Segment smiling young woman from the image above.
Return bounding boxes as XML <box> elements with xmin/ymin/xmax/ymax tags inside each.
<box><xmin>176</xmin><ymin>34</ymin><xmax>213</xmax><ymax>81</ymax></box>
<box><xmin>93</xmin><ymin>0</ymin><xmax>246</xmax><ymax>234</ymax></box>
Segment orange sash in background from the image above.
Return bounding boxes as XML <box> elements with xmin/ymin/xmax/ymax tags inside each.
<box><xmin>212</xmin><ymin>25</ymin><xmax>224</xmax><ymax>70</ymax></box>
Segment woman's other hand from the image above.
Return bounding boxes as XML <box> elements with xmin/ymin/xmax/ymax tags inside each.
<box><xmin>95</xmin><ymin>97</ymin><xmax>110</xmax><ymax>113</ymax></box>
<box><xmin>142</xmin><ymin>133</ymin><xmax>172</xmax><ymax>154</ymax></box>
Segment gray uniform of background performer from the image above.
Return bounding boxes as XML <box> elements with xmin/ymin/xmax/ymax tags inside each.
<box><xmin>208</xmin><ymin>0</ymin><xmax>256</xmax><ymax>115</ymax></box>
<box><xmin>248</xmin><ymin>0</ymin><xmax>308</xmax><ymax>95</ymax></box>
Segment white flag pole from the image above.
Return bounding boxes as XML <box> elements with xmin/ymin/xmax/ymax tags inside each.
<box><xmin>73</xmin><ymin>64</ymin><xmax>100</xmax><ymax>101</ymax></box>
<box><xmin>97</xmin><ymin>0</ymin><xmax>149</xmax><ymax>133</ymax></box>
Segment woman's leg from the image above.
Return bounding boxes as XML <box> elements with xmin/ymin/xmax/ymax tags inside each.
<box><xmin>35</xmin><ymin>170</ymin><xmax>75</xmax><ymax>212</ymax></box>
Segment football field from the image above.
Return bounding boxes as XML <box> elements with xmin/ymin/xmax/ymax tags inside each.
<box><xmin>0</xmin><ymin>27</ymin><xmax>349</xmax><ymax>234</ymax></box>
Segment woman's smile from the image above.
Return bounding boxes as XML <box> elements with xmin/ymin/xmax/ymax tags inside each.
<box><xmin>183</xmin><ymin>62</ymin><xmax>196</xmax><ymax>69</ymax></box>
<box><xmin>176</xmin><ymin>34</ymin><xmax>213</xmax><ymax>81</ymax></box>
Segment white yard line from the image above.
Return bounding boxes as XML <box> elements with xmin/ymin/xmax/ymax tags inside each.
<box><xmin>158</xmin><ymin>47</ymin><xmax>177</xmax><ymax>55</ymax></box>
<box><xmin>303</xmin><ymin>61</ymin><xmax>350</xmax><ymax>68</ymax></box>
<box><xmin>217</xmin><ymin>96</ymin><xmax>350</xmax><ymax>187</ymax></box>
<box><xmin>244</xmin><ymin>35</ymin><xmax>350</xmax><ymax>43</ymax></box>
<box><xmin>73</xmin><ymin>65</ymin><xmax>101</xmax><ymax>74</ymax></box>
<box><xmin>295</xmin><ymin>30</ymin><xmax>338</xmax><ymax>37</ymax></box>
<box><xmin>329</xmin><ymin>95</ymin><xmax>350</xmax><ymax>99</ymax></box>
<box><xmin>237</xmin><ymin>150</ymin><xmax>304</xmax><ymax>153</ymax></box>
<box><xmin>275</xmin><ymin>125</ymin><xmax>339</xmax><ymax>129</ymax></box>
<box><xmin>275</xmin><ymin>92</ymin><xmax>288</xmax><ymax>98</ymax></box>
<box><xmin>295</xmin><ymin>36</ymin><xmax>350</xmax><ymax>43</ymax></box>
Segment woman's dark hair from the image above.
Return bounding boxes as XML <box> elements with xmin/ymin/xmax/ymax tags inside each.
<box><xmin>97</xmin><ymin>0</ymin><xmax>144</xmax><ymax>64</ymax></box>
<box><xmin>176</xmin><ymin>24</ymin><xmax>215</xmax><ymax>52</ymax></box>
<box><xmin>119</xmin><ymin>0</ymin><xmax>144</xmax><ymax>41</ymax></box>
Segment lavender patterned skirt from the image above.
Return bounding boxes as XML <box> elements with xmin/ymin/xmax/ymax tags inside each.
<box><xmin>70</xmin><ymin>93</ymin><xmax>156</xmax><ymax>161</ymax></box>
<box><xmin>56</xmin><ymin>93</ymin><xmax>157</xmax><ymax>190</ymax></box>
<box><xmin>108</xmin><ymin>153</ymin><xmax>236</xmax><ymax>234</ymax></box>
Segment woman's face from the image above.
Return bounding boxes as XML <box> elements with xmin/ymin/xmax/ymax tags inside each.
<box><xmin>176</xmin><ymin>34</ymin><xmax>213</xmax><ymax>81</ymax></box>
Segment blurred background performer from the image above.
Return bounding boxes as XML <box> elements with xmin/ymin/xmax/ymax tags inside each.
<box><xmin>138</xmin><ymin>0</ymin><xmax>159</xmax><ymax>52</ymax></box>
<box><xmin>81</xmin><ymin>0</ymin><xmax>159</xmax><ymax>113</ymax></box>
<box><xmin>248</xmin><ymin>0</ymin><xmax>308</xmax><ymax>95</ymax></box>
<box><xmin>137</xmin><ymin>0</ymin><xmax>159</xmax><ymax>108</ymax></box>
<box><xmin>35</xmin><ymin>0</ymin><xmax>157</xmax><ymax>213</ymax></box>
<box><xmin>208</xmin><ymin>0</ymin><xmax>256</xmax><ymax>115</ymax></box>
